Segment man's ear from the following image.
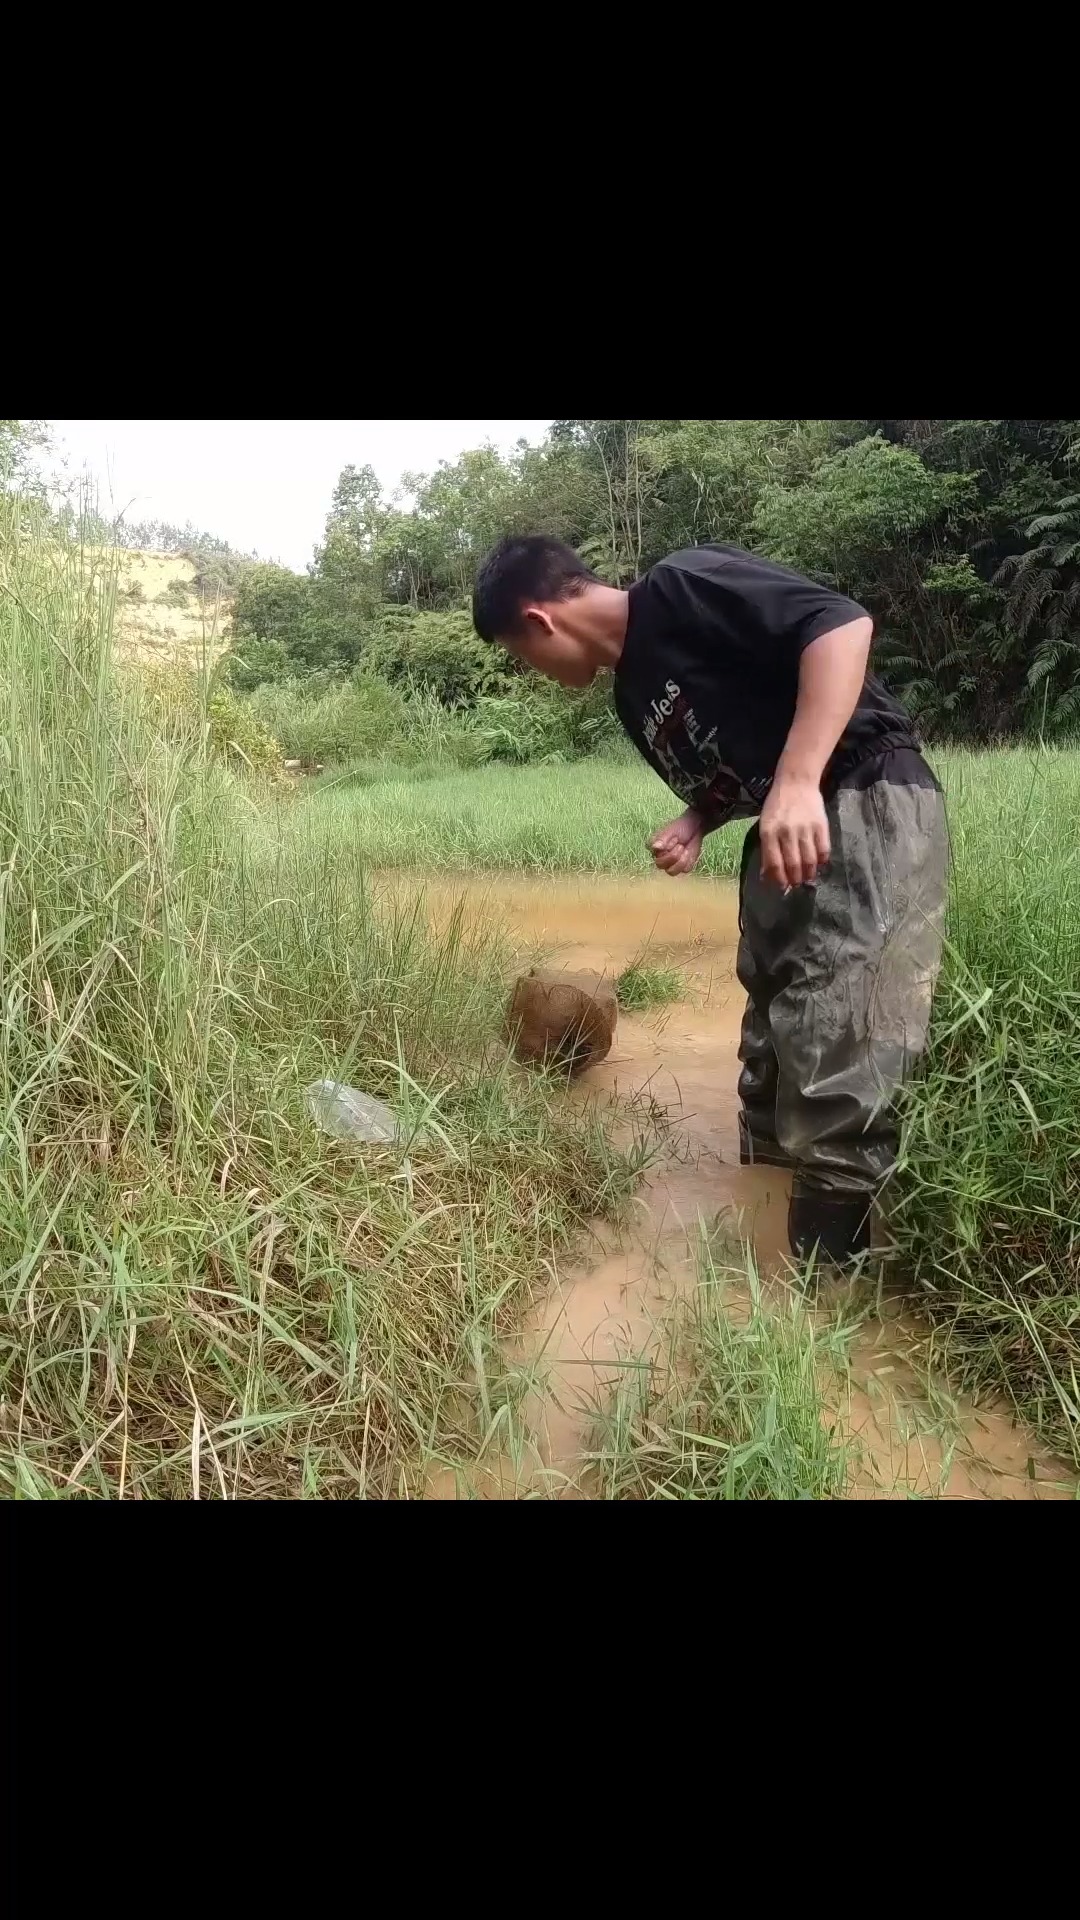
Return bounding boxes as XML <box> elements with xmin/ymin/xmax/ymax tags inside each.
<box><xmin>521</xmin><ymin>605</ymin><xmax>555</xmax><ymax>639</ymax></box>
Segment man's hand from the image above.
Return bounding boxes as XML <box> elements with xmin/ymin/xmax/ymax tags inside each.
<box><xmin>758</xmin><ymin>775</ymin><xmax>830</xmax><ymax>889</ymax></box>
<box><xmin>650</xmin><ymin>809</ymin><xmax>705</xmax><ymax>877</ymax></box>
<box><xmin>758</xmin><ymin>614</ymin><xmax>870</xmax><ymax>889</ymax></box>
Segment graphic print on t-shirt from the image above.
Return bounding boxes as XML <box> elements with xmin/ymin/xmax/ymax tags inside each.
<box><xmin>613</xmin><ymin>545</ymin><xmax>918</xmax><ymax>826</ymax></box>
<box><xmin>640</xmin><ymin>674</ymin><xmax>772</xmax><ymax>823</ymax></box>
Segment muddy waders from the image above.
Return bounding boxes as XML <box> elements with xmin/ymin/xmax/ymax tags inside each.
<box><xmin>735</xmin><ymin>754</ymin><xmax>949</xmax><ymax>1270</ymax></box>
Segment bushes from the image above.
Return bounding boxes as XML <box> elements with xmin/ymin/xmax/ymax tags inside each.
<box><xmin>223</xmin><ymin>636</ymin><xmax>292</xmax><ymax>692</ymax></box>
<box><xmin>363</xmin><ymin>607</ymin><xmax>509</xmax><ymax>704</ymax></box>
<box><xmin>245</xmin><ymin>673</ymin><xmax>495</xmax><ymax>771</ymax></box>
<box><xmin>207</xmin><ymin>686</ymin><xmax>281</xmax><ymax>773</ymax></box>
<box><xmin>247</xmin><ymin>675</ymin><xmax>414</xmax><ymax>766</ymax></box>
<box><xmin>131</xmin><ymin>661</ymin><xmax>281</xmax><ymax>774</ymax></box>
<box><xmin>236</xmin><ymin>662</ymin><xmax>624</xmax><ymax>774</ymax></box>
<box><xmin>227</xmin><ymin>565</ymin><xmax>330</xmax><ymax>680</ymax></box>
<box><xmin>226</xmin><ymin>588</ymin><xmax>513</xmax><ymax>705</ymax></box>
<box><xmin>476</xmin><ymin>671</ymin><xmax>622</xmax><ymax>765</ymax></box>
<box><xmin>156</xmin><ymin>577</ymin><xmax>193</xmax><ymax>609</ymax></box>
<box><xmin>222</xmin><ymin>547</ymin><xmax>622</xmax><ymax>770</ymax></box>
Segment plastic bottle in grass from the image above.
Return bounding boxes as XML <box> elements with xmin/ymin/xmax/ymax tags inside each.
<box><xmin>305</xmin><ymin>1080</ymin><xmax>416</xmax><ymax>1146</ymax></box>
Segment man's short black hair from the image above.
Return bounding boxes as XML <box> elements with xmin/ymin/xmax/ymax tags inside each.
<box><xmin>472</xmin><ymin>535</ymin><xmax>600</xmax><ymax>644</ymax></box>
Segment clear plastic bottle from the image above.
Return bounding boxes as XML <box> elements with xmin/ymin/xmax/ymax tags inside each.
<box><xmin>305</xmin><ymin>1080</ymin><xmax>404</xmax><ymax>1145</ymax></box>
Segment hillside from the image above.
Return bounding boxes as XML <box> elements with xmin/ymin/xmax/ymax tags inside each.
<box><xmin>111</xmin><ymin>547</ymin><xmax>232</xmax><ymax>660</ymax></box>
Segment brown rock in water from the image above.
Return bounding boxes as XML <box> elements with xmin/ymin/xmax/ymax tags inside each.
<box><xmin>506</xmin><ymin>968</ymin><xmax>617</xmax><ymax>1076</ymax></box>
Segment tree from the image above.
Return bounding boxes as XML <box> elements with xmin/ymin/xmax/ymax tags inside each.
<box><xmin>363</xmin><ymin>608</ymin><xmax>510</xmax><ymax>704</ymax></box>
<box><xmin>995</xmin><ymin>495</ymin><xmax>1080</xmax><ymax>730</ymax></box>
<box><xmin>227</xmin><ymin>565</ymin><xmax>330</xmax><ymax>679</ymax></box>
<box><xmin>0</xmin><ymin>420</ymin><xmax>50</xmax><ymax>492</ymax></box>
<box><xmin>552</xmin><ymin>420</ymin><xmax>658</xmax><ymax>583</ymax></box>
<box><xmin>752</xmin><ymin>435</ymin><xmax>1004</xmax><ymax>736</ymax></box>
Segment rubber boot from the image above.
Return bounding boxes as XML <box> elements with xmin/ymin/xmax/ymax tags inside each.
<box><xmin>788</xmin><ymin>1187</ymin><xmax>872</xmax><ymax>1270</ymax></box>
<box><xmin>738</xmin><ymin>1110</ymin><xmax>796</xmax><ymax>1171</ymax></box>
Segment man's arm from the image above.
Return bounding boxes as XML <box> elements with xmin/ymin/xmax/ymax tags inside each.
<box><xmin>759</xmin><ymin>616</ymin><xmax>873</xmax><ymax>889</ymax></box>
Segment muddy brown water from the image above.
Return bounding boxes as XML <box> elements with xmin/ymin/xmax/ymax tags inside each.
<box><xmin>399</xmin><ymin>872</ymin><xmax>1072</xmax><ymax>1502</ymax></box>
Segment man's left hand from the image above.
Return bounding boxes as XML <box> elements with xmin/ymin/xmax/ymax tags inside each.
<box><xmin>759</xmin><ymin>776</ymin><xmax>830</xmax><ymax>889</ymax></box>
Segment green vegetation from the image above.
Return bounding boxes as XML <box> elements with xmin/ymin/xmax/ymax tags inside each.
<box><xmin>135</xmin><ymin>661</ymin><xmax>282</xmax><ymax>776</ymax></box>
<box><xmin>247</xmin><ymin>675</ymin><xmax>487</xmax><ymax>772</ymax></box>
<box><xmin>0</xmin><ymin>420</ymin><xmax>49</xmax><ymax>490</ymax></box>
<box><xmin>5</xmin><ymin>414</ymin><xmax>1080</xmax><ymax>1496</ymax></box>
<box><xmin>300</xmin><ymin>761</ymin><xmax>743</xmax><ymax>874</ymax></box>
<box><xmin>239</xmin><ymin>655</ymin><xmax>621</xmax><ymax>773</ymax></box>
<box><xmin>156</xmin><ymin>577</ymin><xmax>193</xmax><ymax>609</ymax></box>
<box><xmin>586</xmin><ymin>1231</ymin><xmax>855</xmax><ymax>1500</ymax></box>
<box><xmin>217</xmin><ymin>419</ymin><xmax>1080</xmax><ymax>752</ymax></box>
<box><xmin>13</xmin><ymin>418</ymin><xmax>1080</xmax><ymax>757</ymax></box>
<box><xmin>616</xmin><ymin>958</ymin><xmax>686</xmax><ymax>1011</ymax></box>
<box><xmin>889</xmin><ymin>746</ymin><xmax>1080</xmax><ymax>1463</ymax></box>
<box><xmin>0</xmin><ymin>500</ymin><xmax>646</xmax><ymax>1499</ymax></box>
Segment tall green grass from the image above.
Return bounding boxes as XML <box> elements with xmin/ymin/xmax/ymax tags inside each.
<box><xmin>889</xmin><ymin>746</ymin><xmax>1080</xmax><ymax>1464</ymax></box>
<box><xmin>0</xmin><ymin>501</ymin><xmax>645</xmax><ymax>1498</ymax></box>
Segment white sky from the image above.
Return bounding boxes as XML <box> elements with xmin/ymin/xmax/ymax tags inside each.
<box><xmin>42</xmin><ymin>420</ymin><xmax>553</xmax><ymax>572</ymax></box>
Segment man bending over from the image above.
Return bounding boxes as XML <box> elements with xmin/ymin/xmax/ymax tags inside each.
<box><xmin>472</xmin><ymin>535</ymin><xmax>948</xmax><ymax>1271</ymax></box>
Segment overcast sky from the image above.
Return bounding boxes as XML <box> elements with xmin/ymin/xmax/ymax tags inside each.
<box><xmin>42</xmin><ymin>420</ymin><xmax>553</xmax><ymax>572</ymax></box>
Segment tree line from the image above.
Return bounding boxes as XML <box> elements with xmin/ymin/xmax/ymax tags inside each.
<box><xmin>6</xmin><ymin>419</ymin><xmax>1079</xmax><ymax>741</ymax></box>
<box><xmin>225</xmin><ymin>420</ymin><xmax>1080</xmax><ymax>741</ymax></box>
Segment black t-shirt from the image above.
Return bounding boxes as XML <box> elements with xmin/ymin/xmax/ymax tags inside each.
<box><xmin>613</xmin><ymin>544</ymin><xmax>921</xmax><ymax>828</ymax></box>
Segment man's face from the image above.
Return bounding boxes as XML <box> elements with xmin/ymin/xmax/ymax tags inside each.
<box><xmin>503</xmin><ymin>607</ymin><xmax>598</xmax><ymax>689</ymax></box>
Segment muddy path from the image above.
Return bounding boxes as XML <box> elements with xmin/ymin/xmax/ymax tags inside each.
<box><xmin>405</xmin><ymin>873</ymin><xmax>1072</xmax><ymax>1501</ymax></box>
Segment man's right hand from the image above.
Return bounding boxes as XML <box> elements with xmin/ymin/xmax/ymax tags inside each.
<box><xmin>649</xmin><ymin>809</ymin><xmax>705</xmax><ymax>877</ymax></box>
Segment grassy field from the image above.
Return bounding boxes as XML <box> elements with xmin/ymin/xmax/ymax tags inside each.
<box><xmin>300</xmin><ymin>746</ymin><xmax>1080</xmax><ymax>880</ymax></box>
<box><xmin>302</xmin><ymin>760</ymin><xmax>747</xmax><ymax>874</ymax></box>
